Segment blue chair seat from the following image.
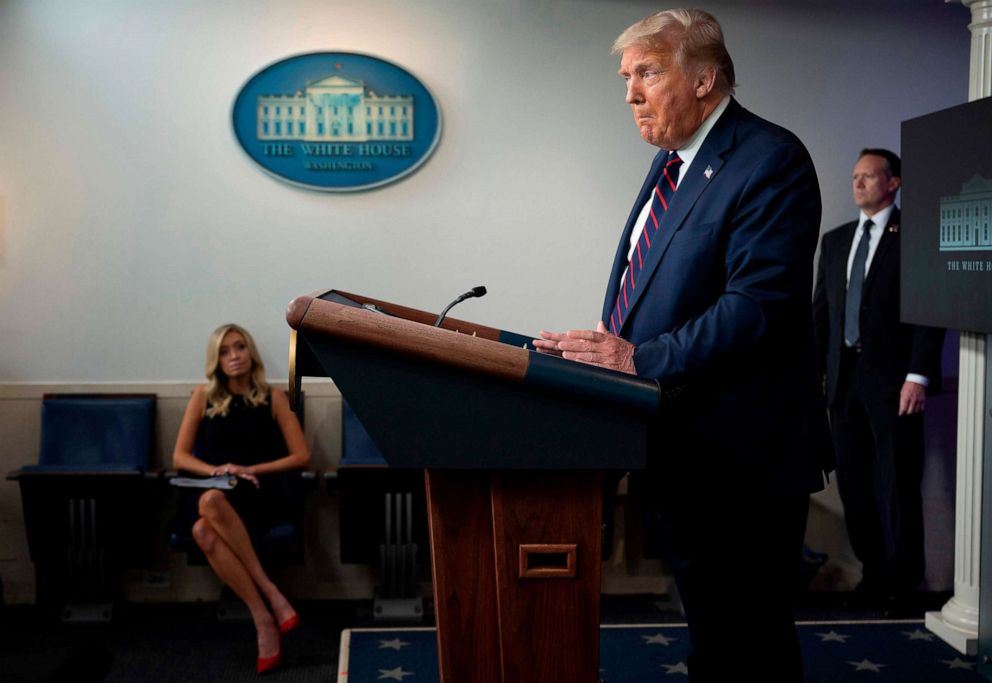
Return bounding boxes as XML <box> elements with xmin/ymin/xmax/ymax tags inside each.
<box><xmin>342</xmin><ymin>400</ymin><xmax>389</xmax><ymax>465</ymax></box>
<box><xmin>19</xmin><ymin>463</ymin><xmax>143</xmax><ymax>474</ymax></box>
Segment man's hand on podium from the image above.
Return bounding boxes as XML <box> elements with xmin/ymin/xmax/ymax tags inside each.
<box><xmin>533</xmin><ymin>322</ymin><xmax>637</xmax><ymax>375</ymax></box>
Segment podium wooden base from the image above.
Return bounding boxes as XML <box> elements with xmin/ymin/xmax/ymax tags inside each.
<box><xmin>425</xmin><ymin>470</ymin><xmax>603</xmax><ymax>683</ymax></box>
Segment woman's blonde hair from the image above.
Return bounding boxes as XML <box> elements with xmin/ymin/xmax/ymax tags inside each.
<box><xmin>203</xmin><ymin>323</ymin><xmax>269</xmax><ymax>418</ymax></box>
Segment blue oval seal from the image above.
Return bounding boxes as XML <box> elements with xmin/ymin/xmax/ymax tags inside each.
<box><xmin>232</xmin><ymin>52</ymin><xmax>442</xmax><ymax>192</ymax></box>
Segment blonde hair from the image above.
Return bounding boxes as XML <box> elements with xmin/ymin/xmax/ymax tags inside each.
<box><xmin>203</xmin><ymin>323</ymin><xmax>270</xmax><ymax>418</ymax></box>
<box><xmin>612</xmin><ymin>8</ymin><xmax>736</xmax><ymax>96</ymax></box>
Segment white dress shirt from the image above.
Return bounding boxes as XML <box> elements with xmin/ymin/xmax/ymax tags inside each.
<box><xmin>846</xmin><ymin>204</ymin><xmax>927</xmax><ymax>387</ymax></box>
<box><xmin>625</xmin><ymin>96</ymin><xmax>731</xmax><ymax>264</ymax></box>
<box><xmin>845</xmin><ymin>205</ymin><xmax>893</xmax><ymax>284</ymax></box>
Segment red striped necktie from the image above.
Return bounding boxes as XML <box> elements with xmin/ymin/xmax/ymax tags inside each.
<box><xmin>609</xmin><ymin>151</ymin><xmax>683</xmax><ymax>336</ymax></box>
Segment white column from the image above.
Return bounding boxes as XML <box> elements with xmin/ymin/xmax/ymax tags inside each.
<box><xmin>965</xmin><ymin>0</ymin><xmax>992</xmax><ymax>100</ymax></box>
<box><xmin>927</xmin><ymin>334</ymin><xmax>985</xmax><ymax>653</ymax></box>
<box><xmin>925</xmin><ymin>0</ymin><xmax>992</xmax><ymax>655</ymax></box>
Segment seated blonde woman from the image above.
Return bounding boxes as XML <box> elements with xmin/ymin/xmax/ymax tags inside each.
<box><xmin>173</xmin><ymin>323</ymin><xmax>310</xmax><ymax>675</ymax></box>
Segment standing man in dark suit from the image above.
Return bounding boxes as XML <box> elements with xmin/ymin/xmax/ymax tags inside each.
<box><xmin>535</xmin><ymin>8</ymin><xmax>828</xmax><ymax>681</ymax></box>
<box><xmin>813</xmin><ymin>149</ymin><xmax>944</xmax><ymax>604</ymax></box>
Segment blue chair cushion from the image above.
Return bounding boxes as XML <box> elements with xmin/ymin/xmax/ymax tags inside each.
<box><xmin>262</xmin><ymin>523</ymin><xmax>298</xmax><ymax>544</ymax></box>
<box><xmin>38</xmin><ymin>396</ymin><xmax>155</xmax><ymax>471</ymax></box>
<box><xmin>19</xmin><ymin>463</ymin><xmax>142</xmax><ymax>474</ymax></box>
<box><xmin>341</xmin><ymin>400</ymin><xmax>388</xmax><ymax>465</ymax></box>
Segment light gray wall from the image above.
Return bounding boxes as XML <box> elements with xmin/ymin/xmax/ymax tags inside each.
<box><xmin>0</xmin><ymin>0</ymin><xmax>970</xmax><ymax>382</ymax></box>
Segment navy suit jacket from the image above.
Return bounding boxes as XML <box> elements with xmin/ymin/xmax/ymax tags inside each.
<box><xmin>813</xmin><ymin>208</ymin><xmax>945</xmax><ymax>407</ymax></box>
<box><xmin>602</xmin><ymin>98</ymin><xmax>829</xmax><ymax>495</ymax></box>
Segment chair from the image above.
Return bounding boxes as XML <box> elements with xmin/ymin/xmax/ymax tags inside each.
<box><xmin>332</xmin><ymin>400</ymin><xmax>427</xmax><ymax>621</ymax></box>
<box><xmin>7</xmin><ymin>394</ymin><xmax>157</xmax><ymax>621</ymax></box>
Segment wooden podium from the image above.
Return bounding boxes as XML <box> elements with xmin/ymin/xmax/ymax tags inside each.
<box><xmin>286</xmin><ymin>289</ymin><xmax>660</xmax><ymax>683</ymax></box>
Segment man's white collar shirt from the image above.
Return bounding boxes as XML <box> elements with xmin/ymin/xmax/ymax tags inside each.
<box><xmin>845</xmin><ymin>204</ymin><xmax>895</xmax><ymax>283</ymax></box>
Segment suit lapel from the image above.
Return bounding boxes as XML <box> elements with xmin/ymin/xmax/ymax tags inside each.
<box><xmin>621</xmin><ymin>100</ymin><xmax>740</xmax><ymax>328</ymax></box>
<box><xmin>863</xmin><ymin>208</ymin><xmax>899</xmax><ymax>299</ymax></box>
<box><xmin>830</xmin><ymin>224</ymin><xmax>857</xmax><ymax>312</ymax></box>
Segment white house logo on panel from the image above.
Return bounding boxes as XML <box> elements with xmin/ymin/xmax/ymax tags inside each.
<box><xmin>939</xmin><ymin>174</ymin><xmax>992</xmax><ymax>252</ymax></box>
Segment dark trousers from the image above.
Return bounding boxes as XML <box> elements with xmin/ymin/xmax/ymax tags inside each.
<box><xmin>829</xmin><ymin>349</ymin><xmax>925</xmax><ymax>594</ymax></box>
<box><xmin>653</xmin><ymin>479</ymin><xmax>809</xmax><ymax>683</ymax></box>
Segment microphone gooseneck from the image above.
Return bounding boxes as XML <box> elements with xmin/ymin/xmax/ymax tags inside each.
<box><xmin>434</xmin><ymin>286</ymin><xmax>487</xmax><ymax>327</ymax></box>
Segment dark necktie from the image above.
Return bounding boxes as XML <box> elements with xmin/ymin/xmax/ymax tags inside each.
<box><xmin>844</xmin><ymin>218</ymin><xmax>873</xmax><ymax>347</ymax></box>
<box><xmin>609</xmin><ymin>151</ymin><xmax>683</xmax><ymax>336</ymax></box>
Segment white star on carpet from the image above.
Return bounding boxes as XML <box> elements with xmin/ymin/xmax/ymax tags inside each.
<box><xmin>815</xmin><ymin>630</ymin><xmax>850</xmax><ymax>643</ymax></box>
<box><xmin>847</xmin><ymin>658</ymin><xmax>886</xmax><ymax>672</ymax></box>
<box><xmin>942</xmin><ymin>657</ymin><xmax>976</xmax><ymax>670</ymax></box>
<box><xmin>662</xmin><ymin>661</ymin><xmax>689</xmax><ymax>674</ymax></box>
<box><xmin>378</xmin><ymin>638</ymin><xmax>411</xmax><ymax>650</ymax></box>
<box><xmin>642</xmin><ymin>633</ymin><xmax>677</xmax><ymax>645</ymax></box>
<box><xmin>902</xmin><ymin>629</ymin><xmax>934</xmax><ymax>641</ymax></box>
<box><xmin>378</xmin><ymin>666</ymin><xmax>415</xmax><ymax>680</ymax></box>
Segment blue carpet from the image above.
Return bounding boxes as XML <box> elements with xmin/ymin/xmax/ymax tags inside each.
<box><xmin>338</xmin><ymin>620</ymin><xmax>984</xmax><ymax>682</ymax></box>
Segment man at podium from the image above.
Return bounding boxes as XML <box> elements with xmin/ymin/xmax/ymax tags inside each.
<box><xmin>535</xmin><ymin>8</ymin><xmax>830</xmax><ymax>682</ymax></box>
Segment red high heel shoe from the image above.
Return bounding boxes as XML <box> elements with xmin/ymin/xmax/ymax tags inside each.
<box><xmin>279</xmin><ymin>614</ymin><xmax>300</xmax><ymax>635</ymax></box>
<box><xmin>257</xmin><ymin>652</ymin><xmax>282</xmax><ymax>675</ymax></box>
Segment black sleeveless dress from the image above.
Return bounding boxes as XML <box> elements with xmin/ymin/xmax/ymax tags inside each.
<box><xmin>179</xmin><ymin>392</ymin><xmax>293</xmax><ymax>535</ymax></box>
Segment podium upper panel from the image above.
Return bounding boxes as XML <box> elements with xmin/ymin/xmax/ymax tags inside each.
<box><xmin>287</xmin><ymin>289</ymin><xmax>660</xmax><ymax>413</ymax></box>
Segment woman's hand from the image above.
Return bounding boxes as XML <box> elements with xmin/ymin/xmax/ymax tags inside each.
<box><xmin>212</xmin><ymin>463</ymin><xmax>260</xmax><ymax>488</ymax></box>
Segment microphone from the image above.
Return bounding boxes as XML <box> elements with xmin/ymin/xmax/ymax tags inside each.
<box><xmin>434</xmin><ymin>286</ymin><xmax>487</xmax><ymax>327</ymax></box>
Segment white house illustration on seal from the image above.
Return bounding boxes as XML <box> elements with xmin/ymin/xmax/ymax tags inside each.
<box><xmin>939</xmin><ymin>174</ymin><xmax>992</xmax><ymax>252</ymax></box>
<box><xmin>257</xmin><ymin>73</ymin><xmax>414</xmax><ymax>142</ymax></box>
